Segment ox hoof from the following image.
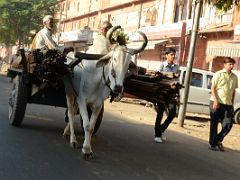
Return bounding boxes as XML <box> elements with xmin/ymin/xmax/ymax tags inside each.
<box><xmin>70</xmin><ymin>142</ymin><xmax>79</xmax><ymax>149</ymax></box>
<box><xmin>62</xmin><ymin>133</ymin><xmax>70</xmax><ymax>140</ymax></box>
<box><xmin>82</xmin><ymin>152</ymin><xmax>94</xmax><ymax>160</ymax></box>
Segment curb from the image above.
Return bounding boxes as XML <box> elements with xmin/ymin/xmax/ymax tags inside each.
<box><xmin>120</xmin><ymin>98</ymin><xmax>153</xmax><ymax>107</ymax></box>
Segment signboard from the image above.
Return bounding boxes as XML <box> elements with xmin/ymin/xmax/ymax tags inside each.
<box><xmin>59</xmin><ymin>27</ymin><xmax>94</xmax><ymax>43</ymax></box>
<box><xmin>134</xmin><ymin>22</ymin><xmax>186</xmax><ymax>41</ymax></box>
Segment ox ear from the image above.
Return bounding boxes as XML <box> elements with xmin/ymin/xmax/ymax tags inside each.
<box><xmin>96</xmin><ymin>54</ymin><xmax>111</xmax><ymax>67</ymax></box>
<box><xmin>128</xmin><ymin>61</ymin><xmax>138</xmax><ymax>75</ymax></box>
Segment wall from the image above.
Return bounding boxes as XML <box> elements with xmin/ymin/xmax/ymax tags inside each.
<box><xmin>56</xmin><ymin>0</ymin><xmax>236</xmax><ymax>72</ymax></box>
<box><xmin>136</xmin><ymin>44</ymin><xmax>169</xmax><ymax>71</ymax></box>
<box><xmin>60</xmin><ymin>0</ymin><xmax>158</xmax><ymax>32</ymax></box>
<box><xmin>181</xmin><ymin>36</ymin><xmax>208</xmax><ymax>69</ymax></box>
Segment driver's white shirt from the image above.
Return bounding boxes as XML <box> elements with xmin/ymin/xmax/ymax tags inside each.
<box><xmin>31</xmin><ymin>27</ymin><xmax>64</xmax><ymax>52</ymax></box>
<box><xmin>87</xmin><ymin>34</ymin><xmax>110</xmax><ymax>54</ymax></box>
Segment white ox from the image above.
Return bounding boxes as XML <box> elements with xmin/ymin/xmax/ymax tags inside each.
<box><xmin>63</xmin><ymin>26</ymin><xmax>148</xmax><ymax>159</ymax></box>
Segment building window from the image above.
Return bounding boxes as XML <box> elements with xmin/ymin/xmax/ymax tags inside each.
<box><xmin>181</xmin><ymin>0</ymin><xmax>188</xmax><ymax>20</ymax></box>
<box><xmin>77</xmin><ymin>2</ymin><xmax>80</xmax><ymax>12</ymax></box>
<box><xmin>174</xmin><ymin>0</ymin><xmax>190</xmax><ymax>22</ymax></box>
<box><xmin>71</xmin><ymin>22</ymin><xmax>74</xmax><ymax>31</ymax></box>
<box><xmin>67</xmin><ymin>1</ymin><xmax>70</xmax><ymax>11</ymax></box>
<box><xmin>92</xmin><ymin>17</ymin><xmax>96</xmax><ymax>28</ymax></box>
<box><xmin>62</xmin><ymin>3</ymin><xmax>65</xmax><ymax>11</ymax></box>
<box><xmin>204</xmin><ymin>3</ymin><xmax>233</xmax><ymax>25</ymax></box>
<box><xmin>78</xmin><ymin>20</ymin><xmax>81</xmax><ymax>29</ymax></box>
<box><xmin>108</xmin><ymin>14</ymin><xmax>111</xmax><ymax>22</ymax></box>
<box><xmin>174</xmin><ymin>3</ymin><xmax>180</xmax><ymax>22</ymax></box>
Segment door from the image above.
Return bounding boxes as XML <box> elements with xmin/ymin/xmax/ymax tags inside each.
<box><xmin>180</xmin><ymin>70</ymin><xmax>212</xmax><ymax>114</ymax></box>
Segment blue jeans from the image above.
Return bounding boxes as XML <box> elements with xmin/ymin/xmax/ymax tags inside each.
<box><xmin>209</xmin><ymin>101</ymin><xmax>234</xmax><ymax>147</ymax></box>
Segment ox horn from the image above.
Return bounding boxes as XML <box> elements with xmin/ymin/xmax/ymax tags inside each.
<box><xmin>129</xmin><ymin>31</ymin><xmax>148</xmax><ymax>55</ymax></box>
<box><xmin>106</xmin><ymin>25</ymin><xmax>122</xmax><ymax>44</ymax></box>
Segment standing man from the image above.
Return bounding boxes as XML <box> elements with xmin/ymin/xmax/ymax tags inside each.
<box><xmin>30</xmin><ymin>15</ymin><xmax>64</xmax><ymax>52</ymax></box>
<box><xmin>154</xmin><ymin>47</ymin><xmax>179</xmax><ymax>143</ymax></box>
<box><xmin>209</xmin><ymin>57</ymin><xmax>238</xmax><ymax>151</ymax></box>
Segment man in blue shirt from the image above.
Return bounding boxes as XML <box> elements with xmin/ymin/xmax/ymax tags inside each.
<box><xmin>154</xmin><ymin>47</ymin><xmax>179</xmax><ymax>143</ymax></box>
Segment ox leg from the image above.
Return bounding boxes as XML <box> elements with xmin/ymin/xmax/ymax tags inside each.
<box><xmin>63</xmin><ymin>123</ymin><xmax>70</xmax><ymax>139</ymax></box>
<box><xmin>63</xmin><ymin>100</ymin><xmax>79</xmax><ymax>140</ymax></box>
<box><xmin>62</xmin><ymin>75</ymin><xmax>79</xmax><ymax>148</ymax></box>
<box><xmin>64</xmin><ymin>95</ymin><xmax>78</xmax><ymax>148</ymax></box>
<box><xmin>79</xmin><ymin>104</ymin><xmax>92</xmax><ymax>156</ymax></box>
<box><xmin>80</xmin><ymin>104</ymin><xmax>102</xmax><ymax>159</ymax></box>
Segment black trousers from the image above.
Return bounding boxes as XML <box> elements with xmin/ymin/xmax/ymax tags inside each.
<box><xmin>154</xmin><ymin>101</ymin><xmax>177</xmax><ymax>137</ymax></box>
<box><xmin>209</xmin><ymin>101</ymin><xmax>234</xmax><ymax>147</ymax></box>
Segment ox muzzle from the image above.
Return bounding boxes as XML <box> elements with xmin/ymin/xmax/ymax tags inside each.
<box><xmin>113</xmin><ymin>85</ymin><xmax>123</xmax><ymax>95</ymax></box>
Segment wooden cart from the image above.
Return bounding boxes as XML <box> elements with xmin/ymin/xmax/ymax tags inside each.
<box><xmin>7</xmin><ymin>49</ymin><xmax>182</xmax><ymax>134</ymax></box>
<box><xmin>7</xmin><ymin>49</ymin><xmax>104</xmax><ymax>134</ymax></box>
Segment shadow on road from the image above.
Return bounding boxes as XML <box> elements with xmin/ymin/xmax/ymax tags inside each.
<box><xmin>185</xmin><ymin>115</ymin><xmax>210</xmax><ymax>122</ymax></box>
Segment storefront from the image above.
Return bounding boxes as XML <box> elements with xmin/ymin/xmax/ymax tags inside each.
<box><xmin>205</xmin><ymin>24</ymin><xmax>240</xmax><ymax>72</ymax></box>
<box><xmin>126</xmin><ymin>22</ymin><xmax>186</xmax><ymax>71</ymax></box>
<box><xmin>206</xmin><ymin>41</ymin><xmax>240</xmax><ymax>58</ymax></box>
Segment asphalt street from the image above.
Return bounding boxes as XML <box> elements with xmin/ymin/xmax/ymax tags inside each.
<box><xmin>0</xmin><ymin>74</ymin><xmax>240</xmax><ymax>180</ymax></box>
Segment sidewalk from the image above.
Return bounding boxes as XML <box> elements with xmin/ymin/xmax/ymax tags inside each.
<box><xmin>104</xmin><ymin>99</ymin><xmax>240</xmax><ymax>151</ymax></box>
<box><xmin>0</xmin><ymin>62</ymin><xmax>9</xmax><ymax>75</ymax></box>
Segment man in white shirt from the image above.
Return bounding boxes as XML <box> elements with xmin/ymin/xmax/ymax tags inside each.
<box><xmin>31</xmin><ymin>15</ymin><xmax>64</xmax><ymax>52</ymax></box>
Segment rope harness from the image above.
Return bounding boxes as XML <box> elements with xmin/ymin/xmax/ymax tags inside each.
<box><xmin>102</xmin><ymin>61</ymin><xmax>116</xmax><ymax>92</ymax></box>
<box><xmin>102</xmin><ymin>49</ymin><xmax>133</xmax><ymax>102</ymax></box>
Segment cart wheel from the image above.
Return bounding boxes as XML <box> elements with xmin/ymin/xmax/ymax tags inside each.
<box><xmin>234</xmin><ymin>108</ymin><xmax>240</xmax><ymax>124</ymax></box>
<box><xmin>80</xmin><ymin>105</ymin><xmax>104</xmax><ymax>135</ymax></box>
<box><xmin>9</xmin><ymin>74</ymin><xmax>28</xmax><ymax>126</ymax></box>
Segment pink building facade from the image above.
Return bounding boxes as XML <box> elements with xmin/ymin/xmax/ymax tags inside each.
<box><xmin>56</xmin><ymin>0</ymin><xmax>240</xmax><ymax>72</ymax></box>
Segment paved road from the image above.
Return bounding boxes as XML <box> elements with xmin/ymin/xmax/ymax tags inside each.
<box><xmin>0</xmin><ymin>75</ymin><xmax>240</xmax><ymax>180</ymax></box>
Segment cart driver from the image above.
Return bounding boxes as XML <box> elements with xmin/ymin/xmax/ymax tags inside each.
<box><xmin>30</xmin><ymin>15</ymin><xmax>65</xmax><ymax>52</ymax></box>
<box><xmin>87</xmin><ymin>20</ymin><xmax>113</xmax><ymax>54</ymax></box>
